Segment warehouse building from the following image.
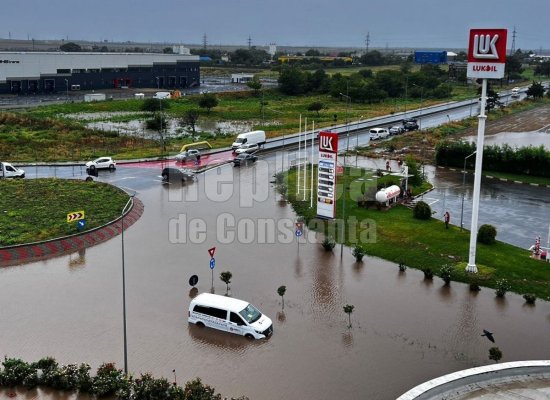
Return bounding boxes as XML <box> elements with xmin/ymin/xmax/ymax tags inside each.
<box><xmin>0</xmin><ymin>47</ymin><xmax>200</xmax><ymax>94</ymax></box>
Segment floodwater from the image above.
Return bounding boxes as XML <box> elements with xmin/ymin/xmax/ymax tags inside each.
<box><xmin>464</xmin><ymin>130</ymin><xmax>550</xmax><ymax>149</ymax></box>
<box><xmin>0</xmin><ymin>160</ymin><xmax>549</xmax><ymax>400</ymax></box>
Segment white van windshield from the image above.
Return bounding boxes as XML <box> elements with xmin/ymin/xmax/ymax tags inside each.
<box><xmin>239</xmin><ymin>304</ymin><xmax>261</xmax><ymax>324</ymax></box>
<box><xmin>236</xmin><ymin>138</ymin><xmax>245</xmax><ymax>144</ymax></box>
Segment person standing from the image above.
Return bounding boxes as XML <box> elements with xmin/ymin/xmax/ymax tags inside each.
<box><xmin>444</xmin><ymin>211</ymin><xmax>450</xmax><ymax>229</ymax></box>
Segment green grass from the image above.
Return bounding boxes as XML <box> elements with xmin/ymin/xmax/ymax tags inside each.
<box><xmin>0</xmin><ymin>178</ymin><xmax>130</xmax><ymax>246</ymax></box>
<box><xmin>282</xmin><ymin>167</ymin><xmax>550</xmax><ymax>301</ymax></box>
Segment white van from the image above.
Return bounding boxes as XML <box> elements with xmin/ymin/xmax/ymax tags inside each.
<box><xmin>188</xmin><ymin>293</ymin><xmax>273</xmax><ymax>339</ymax></box>
<box><xmin>369</xmin><ymin>127</ymin><xmax>389</xmax><ymax>140</ymax></box>
<box><xmin>153</xmin><ymin>91</ymin><xmax>171</xmax><ymax>99</ymax></box>
<box><xmin>231</xmin><ymin>130</ymin><xmax>266</xmax><ymax>150</ymax></box>
<box><xmin>0</xmin><ymin>162</ymin><xmax>25</xmax><ymax>178</ymax></box>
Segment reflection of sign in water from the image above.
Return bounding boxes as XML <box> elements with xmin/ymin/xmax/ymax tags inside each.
<box><xmin>317</xmin><ymin>131</ymin><xmax>339</xmax><ymax>219</ymax></box>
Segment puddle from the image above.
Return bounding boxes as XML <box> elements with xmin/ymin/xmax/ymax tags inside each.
<box><xmin>464</xmin><ymin>131</ymin><xmax>550</xmax><ymax>149</ymax></box>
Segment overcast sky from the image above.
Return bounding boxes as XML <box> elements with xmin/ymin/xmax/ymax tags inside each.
<box><xmin>1</xmin><ymin>0</ymin><xmax>548</xmax><ymax>51</ymax></box>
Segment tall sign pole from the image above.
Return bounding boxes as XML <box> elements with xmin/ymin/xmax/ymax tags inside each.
<box><xmin>466</xmin><ymin>28</ymin><xmax>507</xmax><ymax>273</ymax></box>
<box><xmin>316</xmin><ymin>131</ymin><xmax>339</xmax><ymax>219</ymax></box>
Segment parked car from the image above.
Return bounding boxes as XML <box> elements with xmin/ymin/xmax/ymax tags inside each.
<box><xmin>0</xmin><ymin>162</ymin><xmax>25</xmax><ymax>178</ymax></box>
<box><xmin>235</xmin><ymin>143</ymin><xmax>259</xmax><ymax>154</ymax></box>
<box><xmin>402</xmin><ymin>118</ymin><xmax>419</xmax><ymax>131</ymax></box>
<box><xmin>233</xmin><ymin>153</ymin><xmax>257</xmax><ymax>167</ymax></box>
<box><xmin>369</xmin><ymin>127</ymin><xmax>389</xmax><ymax>140</ymax></box>
<box><xmin>175</xmin><ymin>149</ymin><xmax>201</xmax><ymax>162</ymax></box>
<box><xmin>161</xmin><ymin>167</ymin><xmax>196</xmax><ymax>182</ymax></box>
<box><xmin>85</xmin><ymin>157</ymin><xmax>116</xmax><ymax>171</ymax></box>
<box><xmin>388</xmin><ymin>126</ymin><xmax>405</xmax><ymax>135</ymax></box>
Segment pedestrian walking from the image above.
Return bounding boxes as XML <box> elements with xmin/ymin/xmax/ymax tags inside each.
<box><xmin>444</xmin><ymin>211</ymin><xmax>450</xmax><ymax>229</ymax></box>
<box><xmin>386</xmin><ymin>160</ymin><xmax>391</xmax><ymax>171</ymax></box>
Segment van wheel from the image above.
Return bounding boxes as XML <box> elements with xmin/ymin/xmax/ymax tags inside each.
<box><xmin>196</xmin><ymin>321</ymin><xmax>205</xmax><ymax>328</ymax></box>
<box><xmin>244</xmin><ymin>334</ymin><xmax>255</xmax><ymax>340</ymax></box>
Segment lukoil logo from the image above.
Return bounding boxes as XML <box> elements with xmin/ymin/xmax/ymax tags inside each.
<box><xmin>472</xmin><ymin>33</ymin><xmax>500</xmax><ymax>60</ymax></box>
<box><xmin>320</xmin><ymin>136</ymin><xmax>334</xmax><ymax>152</ymax></box>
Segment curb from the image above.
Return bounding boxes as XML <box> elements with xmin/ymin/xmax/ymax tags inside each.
<box><xmin>0</xmin><ymin>198</ymin><xmax>144</xmax><ymax>267</ymax></box>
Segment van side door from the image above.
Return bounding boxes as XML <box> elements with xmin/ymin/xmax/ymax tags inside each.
<box><xmin>229</xmin><ymin>312</ymin><xmax>247</xmax><ymax>335</ymax></box>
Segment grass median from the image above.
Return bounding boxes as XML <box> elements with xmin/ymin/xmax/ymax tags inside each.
<box><xmin>0</xmin><ymin>178</ymin><xmax>130</xmax><ymax>246</ymax></box>
<box><xmin>280</xmin><ymin>166</ymin><xmax>550</xmax><ymax>301</ymax></box>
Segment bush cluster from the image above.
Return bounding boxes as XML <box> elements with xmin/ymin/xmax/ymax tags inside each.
<box><xmin>478</xmin><ymin>224</ymin><xmax>497</xmax><ymax>245</ymax></box>
<box><xmin>435</xmin><ymin>141</ymin><xmax>550</xmax><ymax>178</ymax></box>
<box><xmin>413</xmin><ymin>201</ymin><xmax>432</xmax><ymax>220</ymax></box>
<box><xmin>0</xmin><ymin>357</ymin><xmax>229</xmax><ymax>400</ymax></box>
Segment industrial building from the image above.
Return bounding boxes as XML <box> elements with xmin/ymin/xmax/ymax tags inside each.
<box><xmin>0</xmin><ymin>47</ymin><xmax>200</xmax><ymax>95</ymax></box>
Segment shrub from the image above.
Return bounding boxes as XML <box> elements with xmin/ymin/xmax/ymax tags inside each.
<box><xmin>90</xmin><ymin>363</ymin><xmax>129</xmax><ymax>397</ymax></box>
<box><xmin>352</xmin><ymin>246</ymin><xmax>366</xmax><ymax>262</ymax></box>
<box><xmin>322</xmin><ymin>236</ymin><xmax>336</xmax><ymax>251</ymax></box>
<box><xmin>495</xmin><ymin>278</ymin><xmax>511</xmax><ymax>297</ymax></box>
<box><xmin>478</xmin><ymin>224</ymin><xmax>497</xmax><ymax>244</ymax></box>
<box><xmin>489</xmin><ymin>346</ymin><xmax>503</xmax><ymax>363</ymax></box>
<box><xmin>0</xmin><ymin>358</ymin><xmax>35</xmax><ymax>387</ymax></box>
<box><xmin>523</xmin><ymin>293</ymin><xmax>537</xmax><ymax>304</ymax></box>
<box><xmin>398</xmin><ymin>262</ymin><xmax>407</xmax><ymax>272</ymax></box>
<box><xmin>413</xmin><ymin>201</ymin><xmax>432</xmax><ymax>220</ymax></box>
<box><xmin>423</xmin><ymin>268</ymin><xmax>434</xmax><ymax>280</ymax></box>
<box><xmin>440</xmin><ymin>264</ymin><xmax>453</xmax><ymax>285</ymax></box>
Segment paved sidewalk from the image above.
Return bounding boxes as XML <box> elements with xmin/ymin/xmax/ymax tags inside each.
<box><xmin>0</xmin><ymin>198</ymin><xmax>144</xmax><ymax>267</ymax></box>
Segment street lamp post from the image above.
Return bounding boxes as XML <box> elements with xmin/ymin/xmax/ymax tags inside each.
<box><xmin>121</xmin><ymin>193</ymin><xmax>135</xmax><ymax>376</ymax></box>
<box><xmin>460</xmin><ymin>151</ymin><xmax>476</xmax><ymax>231</ymax></box>
<box><xmin>339</xmin><ymin>93</ymin><xmax>351</xmax><ymax>165</ymax></box>
<box><xmin>64</xmin><ymin>79</ymin><xmax>69</xmax><ymax>99</ymax></box>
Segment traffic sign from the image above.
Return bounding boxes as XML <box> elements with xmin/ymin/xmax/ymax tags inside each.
<box><xmin>208</xmin><ymin>247</ymin><xmax>216</xmax><ymax>258</ymax></box>
<box><xmin>189</xmin><ymin>275</ymin><xmax>199</xmax><ymax>287</ymax></box>
<box><xmin>210</xmin><ymin>258</ymin><xmax>216</xmax><ymax>269</ymax></box>
<box><xmin>67</xmin><ymin>210</ymin><xmax>85</xmax><ymax>223</ymax></box>
<box><xmin>77</xmin><ymin>219</ymin><xmax>86</xmax><ymax>231</ymax></box>
<box><xmin>295</xmin><ymin>229</ymin><xmax>302</xmax><ymax>237</ymax></box>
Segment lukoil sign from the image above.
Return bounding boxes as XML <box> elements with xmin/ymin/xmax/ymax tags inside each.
<box><xmin>467</xmin><ymin>28</ymin><xmax>507</xmax><ymax>79</ymax></box>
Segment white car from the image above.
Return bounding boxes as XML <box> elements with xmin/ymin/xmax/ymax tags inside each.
<box><xmin>235</xmin><ymin>143</ymin><xmax>259</xmax><ymax>154</ymax></box>
<box><xmin>511</xmin><ymin>87</ymin><xmax>520</xmax><ymax>97</ymax></box>
<box><xmin>175</xmin><ymin>149</ymin><xmax>201</xmax><ymax>162</ymax></box>
<box><xmin>369</xmin><ymin>128</ymin><xmax>389</xmax><ymax>140</ymax></box>
<box><xmin>0</xmin><ymin>162</ymin><xmax>25</xmax><ymax>178</ymax></box>
<box><xmin>85</xmin><ymin>157</ymin><xmax>116</xmax><ymax>171</ymax></box>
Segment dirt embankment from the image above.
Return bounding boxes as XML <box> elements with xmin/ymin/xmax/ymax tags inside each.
<box><xmin>367</xmin><ymin>103</ymin><xmax>550</xmax><ymax>163</ymax></box>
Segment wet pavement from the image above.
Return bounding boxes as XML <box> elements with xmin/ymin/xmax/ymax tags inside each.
<box><xmin>1</xmin><ymin>158</ymin><xmax>549</xmax><ymax>400</ymax></box>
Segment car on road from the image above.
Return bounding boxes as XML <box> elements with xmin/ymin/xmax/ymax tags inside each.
<box><xmin>511</xmin><ymin>87</ymin><xmax>520</xmax><ymax>97</ymax></box>
<box><xmin>85</xmin><ymin>157</ymin><xmax>116</xmax><ymax>171</ymax></box>
<box><xmin>402</xmin><ymin>118</ymin><xmax>419</xmax><ymax>131</ymax></box>
<box><xmin>234</xmin><ymin>143</ymin><xmax>259</xmax><ymax>154</ymax></box>
<box><xmin>233</xmin><ymin>153</ymin><xmax>257</xmax><ymax>167</ymax></box>
<box><xmin>0</xmin><ymin>162</ymin><xmax>25</xmax><ymax>178</ymax></box>
<box><xmin>175</xmin><ymin>149</ymin><xmax>201</xmax><ymax>162</ymax></box>
<box><xmin>388</xmin><ymin>126</ymin><xmax>405</xmax><ymax>135</ymax></box>
<box><xmin>369</xmin><ymin>127</ymin><xmax>390</xmax><ymax>140</ymax></box>
<box><xmin>161</xmin><ymin>167</ymin><xmax>196</xmax><ymax>183</ymax></box>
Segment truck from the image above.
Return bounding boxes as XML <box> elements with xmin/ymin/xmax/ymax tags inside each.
<box><xmin>0</xmin><ymin>162</ymin><xmax>25</xmax><ymax>178</ymax></box>
<box><xmin>231</xmin><ymin>130</ymin><xmax>266</xmax><ymax>150</ymax></box>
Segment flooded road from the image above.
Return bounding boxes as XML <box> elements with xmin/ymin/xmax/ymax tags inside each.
<box><xmin>464</xmin><ymin>130</ymin><xmax>550</xmax><ymax>150</ymax></box>
<box><xmin>1</xmin><ymin>159</ymin><xmax>549</xmax><ymax>400</ymax></box>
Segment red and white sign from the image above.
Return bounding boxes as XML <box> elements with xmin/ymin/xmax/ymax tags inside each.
<box><xmin>467</xmin><ymin>28</ymin><xmax>507</xmax><ymax>79</ymax></box>
<box><xmin>318</xmin><ymin>131</ymin><xmax>338</xmax><ymax>153</ymax></box>
<box><xmin>317</xmin><ymin>131</ymin><xmax>338</xmax><ymax>219</ymax></box>
<box><xmin>208</xmin><ymin>247</ymin><xmax>216</xmax><ymax>258</ymax></box>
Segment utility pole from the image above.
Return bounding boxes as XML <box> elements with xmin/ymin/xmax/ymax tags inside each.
<box><xmin>365</xmin><ymin>32</ymin><xmax>370</xmax><ymax>53</ymax></box>
<box><xmin>509</xmin><ymin>26</ymin><xmax>516</xmax><ymax>56</ymax></box>
<box><xmin>202</xmin><ymin>33</ymin><xmax>207</xmax><ymax>50</ymax></box>
<box><xmin>247</xmin><ymin>35</ymin><xmax>252</xmax><ymax>49</ymax></box>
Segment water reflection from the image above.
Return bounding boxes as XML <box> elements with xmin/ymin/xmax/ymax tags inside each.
<box><xmin>187</xmin><ymin>324</ymin><xmax>265</xmax><ymax>354</ymax></box>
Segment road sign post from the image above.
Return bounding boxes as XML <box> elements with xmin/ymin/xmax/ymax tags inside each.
<box><xmin>466</xmin><ymin>28</ymin><xmax>507</xmax><ymax>273</ymax></box>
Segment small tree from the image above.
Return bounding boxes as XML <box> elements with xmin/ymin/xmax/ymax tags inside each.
<box><xmin>246</xmin><ymin>78</ymin><xmax>262</xmax><ymax>95</ymax></box>
<box><xmin>413</xmin><ymin>201</ymin><xmax>432</xmax><ymax>220</ymax></box>
<box><xmin>423</xmin><ymin>268</ymin><xmax>434</xmax><ymax>280</ymax></box>
<box><xmin>478</xmin><ymin>224</ymin><xmax>497</xmax><ymax>244</ymax></box>
<box><xmin>523</xmin><ymin>293</ymin><xmax>536</xmax><ymax>305</ymax></box>
<box><xmin>343</xmin><ymin>304</ymin><xmax>355</xmax><ymax>328</ymax></box>
<box><xmin>198</xmin><ymin>94</ymin><xmax>219</xmax><ymax>114</ymax></box>
<box><xmin>488</xmin><ymin>347</ymin><xmax>503</xmax><ymax>363</ymax></box>
<box><xmin>322</xmin><ymin>236</ymin><xmax>336</xmax><ymax>252</ymax></box>
<box><xmin>179</xmin><ymin>109</ymin><xmax>200</xmax><ymax>135</ymax></box>
<box><xmin>440</xmin><ymin>264</ymin><xmax>453</xmax><ymax>286</ymax></box>
<box><xmin>495</xmin><ymin>278</ymin><xmax>511</xmax><ymax>297</ymax></box>
<box><xmin>307</xmin><ymin>101</ymin><xmax>324</xmax><ymax>117</ymax></box>
<box><xmin>277</xmin><ymin>285</ymin><xmax>287</xmax><ymax>310</ymax></box>
<box><xmin>141</xmin><ymin>98</ymin><xmax>170</xmax><ymax>112</ymax></box>
<box><xmin>220</xmin><ymin>271</ymin><xmax>232</xmax><ymax>294</ymax></box>
<box><xmin>352</xmin><ymin>246</ymin><xmax>366</xmax><ymax>262</ymax></box>
<box><xmin>527</xmin><ymin>81</ymin><xmax>545</xmax><ymax>99</ymax></box>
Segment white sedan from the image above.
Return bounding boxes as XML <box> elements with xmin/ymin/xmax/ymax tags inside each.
<box><xmin>235</xmin><ymin>143</ymin><xmax>259</xmax><ymax>154</ymax></box>
<box><xmin>85</xmin><ymin>157</ymin><xmax>116</xmax><ymax>170</ymax></box>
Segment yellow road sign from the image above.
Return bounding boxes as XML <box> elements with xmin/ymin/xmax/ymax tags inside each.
<box><xmin>67</xmin><ymin>210</ymin><xmax>85</xmax><ymax>223</ymax></box>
